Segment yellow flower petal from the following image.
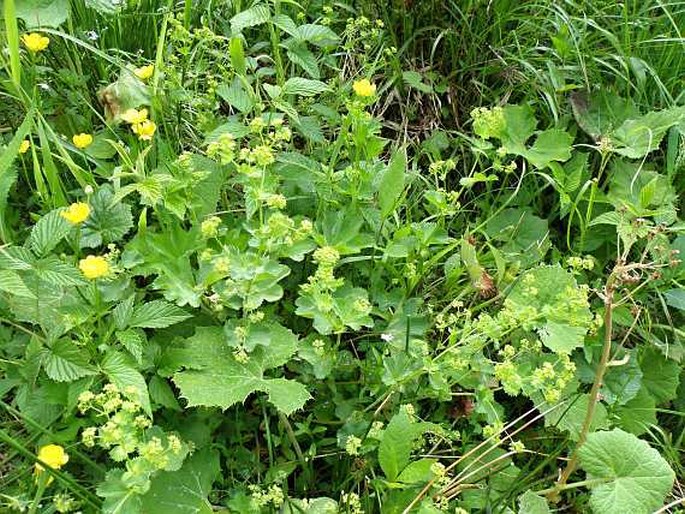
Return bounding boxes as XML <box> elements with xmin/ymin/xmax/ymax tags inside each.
<box><xmin>60</xmin><ymin>202</ymin><xmax>90</xmax><ymax>225</ymax></box>
<box><xmin>72</xmin><ymin>133</ymin><xmax>93</xmax><ymax>149</ymax></box>
<box><xmin>120</xmin><ymin>108</ymin><xmax>149</xmax><ymax>125</ymax></box>
<box><xmin>134</xmin><ymin>64</ymin><xmax>154</xmax><ymax>81</ymax></box>
<box><xmin>19</xmin><ymin>140</ymin><xmax>30</xmax><ymax>154</ymax></box>
<box><xmin>353</xmin><ymin>79</ymin><xmax>376</xmax><ymax>97</ymax></box>
<box><xmin>79</xmin><ymin>255</ymin><xmax>109</xmax><ymax>279</ymax></box>
<box><xmin>35</xmin><ymin>444</ymin><xmax>69</xmax><ymax>472</ymax></box>
<box><xmin>132</xmin><ymin>120</ymin><xmax>157</xmax><ymax>141</ymax></box>
<box><xmin>22</xmin><ymin>33</ymin><xmax>50</xmax><ymax>53</ymax></box>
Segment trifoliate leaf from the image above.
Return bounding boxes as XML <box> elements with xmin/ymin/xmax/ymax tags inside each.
<box><xmin>171</xmin><ymin>326</ymin><xmax>310</xmax><ymax>415</ymax></box>
<box><xmin>43</xmin><ymin>339</ymin><xmax>97</xmax><ymax>382</ymax></box>
<box><xmin>578</xmin><ymin>429</ymin><xmax>675</xmax><ymax>514</ymax></box>
<box><xmin>140</xmin><ymin>448</ymin><xmax>220</xmax><ymax>514</ymax></box>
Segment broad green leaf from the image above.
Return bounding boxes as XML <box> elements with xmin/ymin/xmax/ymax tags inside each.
<box><xmin>601</xmin><ymin>351</ymin><xmax>642</xmax><ymax>405</ymax></box>
<box><xmin>615</xmin><ymin>387</ymin><xmax>657</xmax><ymax>436</ymax></box>
<box><xmin>397</xmin><ymin>458</ymin><xmax>436</xmax><ymax>484</ymax></box>
<box><xmin>140</xmin><ymin>448</ymin><xmax>220</xmax><ymax>514</ymax></box>
<box><xmin>282</xmin><ymin>77</ymin><xmax>329</xmax><ymax>97</ymax></box>
<box><xmin>0</xmin><ymin>270</ymin><xmax>36</xmax><ymax>298</ymax></box>
<box><xmin>28</xmin><ymin>209</ymin><xmax>71</xmax><ymax>257</ymax></box>
<box><xmin>378</xmin><ymin>410</ymin><xmax>438</xmax><ymax>481</ymax></box>
<box><xmin>97</xmin><ymin>469</ymin><xmax>143</xmax><ymax>514</ymax></box>
<box><xmin>171</xmin><ymin>326</ymin><xmax>310</xmax><ymax>415</ymax></box>
<box><xmin>116</xmin><ymin>329</ymin><xmax>145</xmax><ymax>364</ymax></box>
<box><xmin>230</xmin><ymin>4</ymin><xmax>270</xmax><ymax>33</ymax></box>
<box><xmin>297</xmin><ymin>24</ymin><xmax>339</xmax><ymax>46</ymax></box>
<box><xmin>612</xmin><ymin>106</ymin><xmax>685</xmax><ymax>159</ymax></box>
<box><xmin>501</xmin><ymin>104</ymin><xmax>537</xmax><ymax>153</ymax></box>
<box><xmin>539</xmin><ymin>321</ymin><xmax>587</xmax><ymax>354</ymax></box>
<box><xmin>216</xmin><ymin>80</ymin><xmax>255</xmax><ymax>113</ymax></box>
<box><xmin>101</xmin><ymin>351</ymin><xmax>151</xmax><ymax>415</ymax></box>
<box><xmin>640</xmin><ymin>347</ymin><xmax>680</xmax><ymax>403</ymax></box>
<box><xmin>43</xmin><ymin>339</ymin><xmax>96</xmax><ymax>382</ymax></box>
<box><xmin>287</xmin><ymin>44</ymin><xmax>320</xmax><ymax>78</ymax></box>
<box><xmin>271</xmin><ymin>14</ymin><xmax>299</xmax><ymax>37</ymax></box>
<box><xmin>523</xmin><ymin>129</ymin><xmax>574</xmax><ymax>169</ymax></box>
<box><xmin>543</xmin><ymin>394</ymin><xmax>608</xmax><ymax>440</ymax></box>
<box><xmin>570</xmin><ymin>90</ymin><xmax>638</xmax><ymax>140</ymax></box>
<box><xmin>578</xmin><ymin>429</ymin><xmax>675</xmax><ymax>514</ymax></box>
<box><xmin>518</xmin><ymin>490</ymin><xmax>550</xmax><ymax>514</ymax></box>
<box><xmin>148</xmin><ymin>375</ymin><xmax>181</xmax><ymax>411</ymax></box>
<box><xmin>85</xmin><ymin>0</ymin><xmax>122</xmax><ymax>14</ymax></box>
<box><xmin>15</xmin><ymin>0</ymin><xmax>69</xmax><ymax>27</ymax></box>
<box><xmin>81</xmin><ymin>186</ymin><xmax>133</xmax><ymax>248</ymax></box>
<box><xmin>129</xmin><ymin>300</ymin><xmax>191</xmax><ymax>329</ymax></box>
<box><xmin>664</xmin><ymin>289</ymin><xmax>685</xmax><ymax>311</ymax></box>
<box><xmin>378</xmin><ymin>148</ymin><xmax>406</xmax><ymax>218</ymax></box>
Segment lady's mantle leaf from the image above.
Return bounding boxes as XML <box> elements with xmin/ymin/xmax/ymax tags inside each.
<box><xmin>578</xmin><ymin>429</ymin><xmax>675</xmax><ymax>514</ymax></box>
<box><xmin>171</xmin><ymin>326</ymin><xmax>310</xmax><ymax>415</ymax></box>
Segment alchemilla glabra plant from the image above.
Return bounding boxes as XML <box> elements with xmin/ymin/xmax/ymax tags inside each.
<box><xmin>0</xmin><ymin>1</ymin><xmax>684</xmax><ymax>513</ymax></box>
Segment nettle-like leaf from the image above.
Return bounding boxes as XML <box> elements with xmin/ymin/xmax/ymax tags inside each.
<box><xmin>615</xmin><ymin>387</ymin><xmax>657</xmax><ymax>436</ymax></box>
<box><xmin>506</xmin><ymin>265</ymin><xmax>593</xmax><ymax>354</ymax></box>
<box><xmin>578</xmin><ymin>429</ymin><xmax>675</xmax><ymax>514</ymax></box>
<box><xmin>43</xmin><ymin>339</ymin><xmax>97</xmax><ymax>382</ymax></box>
<box><xmin>80</xmin><ymin>187</ymin><xmax>133</xmax><ymax>248</ymax></box>
<box><xmin>128</xmin><ymin>300</ymin><xmax>191</xmax><ymax>329</ymax></box>
<box><xmin>27</xmin><ymin>209</ymin><xmax>71</xmax><ymax>257</ymax></box>
<box><xmin>171</xmin><ymin>325</ymin><xmax>311</xmax><ymax>415</ymax></box>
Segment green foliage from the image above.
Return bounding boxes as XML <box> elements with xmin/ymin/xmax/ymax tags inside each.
<box><xmin>1</xmin><ymin>1</ymin><xmax>684</xmax><ymax>513</ymax></box>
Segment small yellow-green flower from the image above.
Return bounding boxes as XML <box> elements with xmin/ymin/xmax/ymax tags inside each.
<box><xmin>132</xmin><ymin>120</ymin><xmax>157</xmax><ymax>141</ymax></box>
<box><xmin>60</xmin><ymin>202</ymin><xmax>90</xmax><ymax>225</ymax></box>
<box><xmin>79</xmin><ymin>255</ymin><xmax>109</xmax><ymax>279</ymax></box>
<box><xmin>19</xmin><ymin>140</ymin><xmax>30</xmax><ymax>154</ymax></box>
<box><xmin>353</xmin><ymin>78</ymin><xmax>376</xmax><ymax>97</ymax></box>
<box><xmin>22</xmin><ymin>33</ymin><xmax>50</xmax><ymax>53</ymax></box>
<box><xmin>72</xmin><ymin>133</ymin><xmax>93</xmax><ymax>149</ymax></box>
<box><xmin>120</xmin><ymin>108</ymin><xmax>148</xmax><ymax>125</ymax></box>
<box><xmin>35</xmin><ymin>444</ymin><xmax>68</xmax><ymax>484</ymax></box>
<box><xmin>134</xmin><ymin>64</ymin><xmax>154</xmax><ymax>81</ymax></box>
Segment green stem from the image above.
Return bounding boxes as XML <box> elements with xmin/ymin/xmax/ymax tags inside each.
<box><xmin>28</xmin><ymin>473</ymin><xmax>48</xmax><ymax>514</ymax></box>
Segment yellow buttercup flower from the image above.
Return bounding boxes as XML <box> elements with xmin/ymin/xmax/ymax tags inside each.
<box><xmin>19</xmin><ymin>140</ymin><xmax>30</xmax><ymax>154</ymax></box>
<box><xmin>79</xmin><ymin>255</ymin><xmax>109</xmax><ymax>279</ymax></box>
<box><xmin>134</xmin><ymin>64</ymin><xmax>154</xmax><ymax>81</ymax></box>
<box><xmin>35</xmin><ymin>444</ymin><xmax>68</xmax><ymax>484</ymax></box>
<box><xmin>22</xmin><ymin>33</ymin><xmax>50</xmax><ymax>53</ymax></box>
<box><xmin>60</xmin><ymin>202</ymin><xmax>90</xmax><ymax>225</ymax></box>
<box><xmin>72</xmin><ymin>133</ymin><xmax>93</xmax><ymax>149</ymax></box>
<box><xmin>353</xmin><ymin>79</ymin><xmax>376</xmax><ymax>97</ymax></box>
<box><xmin>120</xmin><ymin>108</ymin><xmax>148</xmax><ymax>125</ymax></box>
<box><xmin>132</xmin><ymin>120</ymin><xmax>157</xmax><ymax>141</ymax></box>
